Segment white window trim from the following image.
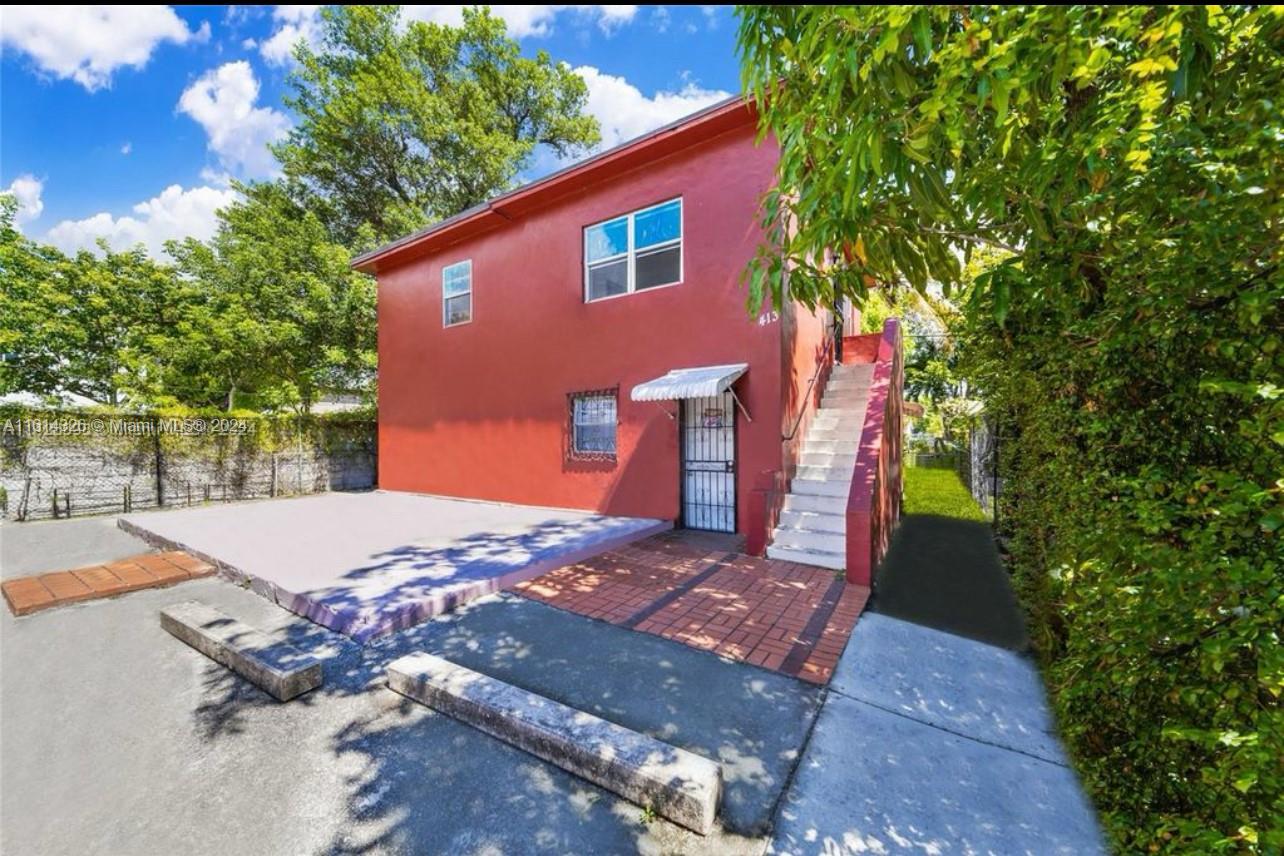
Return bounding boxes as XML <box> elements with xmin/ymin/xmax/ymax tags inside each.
<box><xmin>584</xmin><ymin>197</ymin><xmax>683</xmax><ymax>303</ymax></box>
<box><xmin>442</xmin><ymin>259</ymin><xmax>472</xmax><ymax>328</ymax></box>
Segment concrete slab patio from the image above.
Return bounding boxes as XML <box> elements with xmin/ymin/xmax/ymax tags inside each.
<box><xmin>1</xmin><ymin>573</ymin><xmax>822</xmax><ymax>854</ymax></box>
<box><xmin>120</xmin><ymin>491</ymin><xmax>667</xmax><ymax>641</ymax></box>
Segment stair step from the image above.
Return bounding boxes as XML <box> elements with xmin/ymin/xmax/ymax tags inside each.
<box><xmin>794</xmin><ymin>463</ymin><xmax>854</xmax><ymax>481</ymax></box>
<box><xmin>790</xmin><ymin>478</ymin><xmax>850</xmax><ymax>498</ymax></box>
<box><xmin>821</xmin><ymin>395</ymin><xmax>873</xmax><ymax>408</ymax></box>
<box><xmin>779</xmin><ymin>508</ymin><xmax>845</xmax><ymax>533</ymax></box>
<box><xmin>800</xmin><ymin>451</ymin><xmax>857</xmax><ymax>469</ymax></box>
<box><xmin>771</xmin><ymin>526</ymin><xmax>845</xmax><ymax>553</ymax></box>
<box><xmin>803</xmin><ymin>439</ymin><xmax>860</xmax><ymax>455</ymax></box>
<box><xmin>806</xmin><ymin>426</ymin><xmax>857</xmax><ymax>438</ymax></box>
<box><xmin>783</xmin><ymin>493</ymin><xmax>847</xmax><ymax>514</ymax></box>
<box><xmin>766</xmin><ymin>544</ymin><xmax>845</xmax><ymax>571</ymax></box>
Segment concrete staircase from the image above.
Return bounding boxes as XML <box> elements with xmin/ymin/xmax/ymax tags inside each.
<box><xmin>766</xmin><ymin>362</ymin><xmax>874</xmax><ymax>570</ymax></box>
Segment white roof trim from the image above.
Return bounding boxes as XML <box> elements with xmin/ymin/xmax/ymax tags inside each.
<box><xmin>630</xmin><ymin>363</ymin><xmax>749</xmax><ymax>402</ymax></box>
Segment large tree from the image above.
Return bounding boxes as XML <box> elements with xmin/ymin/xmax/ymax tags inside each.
<box><xmin>738</xmin><ymin>6</ymin><xmax>1282</xmax><ymax>853</ymax></box>
<box><xmin>0</xmin><ymin>198</ymin><xmax>187</xmax><ymax>405</ymax></box>
<box><xmin>275</xmin><ymin>5</ymin><xmax>600</xmax><ymax>245</ymax></box>
<box><xmin>167</xmin><ymin>182</ymin><xmax>376</xmax><ymax>412</ymax></box>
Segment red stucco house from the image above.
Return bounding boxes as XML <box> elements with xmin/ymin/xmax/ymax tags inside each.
<box><xmin>354</xmin><ymin>96</ymin><xmax>901</xmax><ymax>581</ymax></box>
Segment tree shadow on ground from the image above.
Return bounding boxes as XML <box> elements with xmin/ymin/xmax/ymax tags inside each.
<box><xmin>191</xmin><ymin>592</ymin><xmax>820</xmax><ymax>853</ymax></box>
<box><xmin>870</xmin><ymin>514</ymin><xmax>1028</xmax><ymax>651</ymax></box>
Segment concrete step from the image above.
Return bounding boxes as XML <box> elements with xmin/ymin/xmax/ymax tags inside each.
<box><xmin>812</xmin><ymin>410</ymin><xmax>865</xmax><ymax>423</ymax></box>
<box><xmin>161</xmin><ymin>601</ymin><xmax>323</xmax><ymax>702</ymax></box>
<box><xmin>821</xmin><ymin>379</ymin><xmax>873</xmax><ymax>392</ymax></box>
<box><xmin>794</xmin><ymin>463</ymin><xmax>854</xmax><ymax>481</ymax></box>
<box><xmin>782</xmin><ymin>492</ymin><xmax>847</xmax><ymax>514</ymax></box>
<box><xmin>800</xmin><ymin>451</ymin><xmax>857</xmax><ymax>469</ymax></box>
<box><xmin>790</xmin><ymin>478</ymin><xmax>850</xmax><ymax>498</ymax></box>
<box><xmin>387</xmin><ymin>652</ymin><xmax>722</xmax><ymax>835</ymax></box>
<box><xmin>766</xmin><ymin>543</ymin><xmax>845</xmax><ymax>571</ymax></box>
<box><xmin>802</xmin><ymin>438</ymin><xmax>860</xmax><ymax>455</ymax></box>
<box><xmin>778</xmin><ymin>508</ymin><xmax>845</xmax><ymax>534</ymax></box>
<box><xmin>814</xmin><ymin>406</ymin><xmax>867</xmax><ymax>418</ymax></box>
<box><xmin>771</xmin><ymin>526</ymin><xmax>845</xmax><ymax>554</ymax></box>
<box><xmin>805</xmin><ymin>425</ymin><xmax>862</xmax><ymax>441</ymax></box>
<box><xmin>821</xmin><ymin>391</ymin><xmax>869</xmax><ymax>405</ymax></box>
<box><xmin>833</xmin><ymin>363</ymin><xmax>875</xmax><ymax>380</ymax></box>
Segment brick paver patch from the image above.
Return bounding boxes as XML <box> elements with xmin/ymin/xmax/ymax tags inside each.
<box><xmin>515</xmin><ymin>531</ymin><xmax>870</xmax><ymax>684</ymax></box>
<box><xmin>3</xmin><ymin>551</ymin><xmax>216</xmax><ymax>616</ymax></box>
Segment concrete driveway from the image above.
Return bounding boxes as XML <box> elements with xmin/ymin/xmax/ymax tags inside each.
<box><xmin>0</xmin><ymin>515</ymin><xmax>152</xmax><ymax>578</ymax></box>
<box><xmin>1</xmin><ymin>569</ymin><xmax>822</xmax><ymax>854</ymax></box>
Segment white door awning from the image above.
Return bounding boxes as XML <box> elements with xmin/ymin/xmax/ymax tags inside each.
<box><xmin>630</xmin><ymin>363</ymin><xmax>748</xmax><ymax>402</ymax></box>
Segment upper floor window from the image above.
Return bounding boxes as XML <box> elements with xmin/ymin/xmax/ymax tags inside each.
<box><xmin>442</xmin><ymin>260</ymin><xmax>472</xmax><ymax>326</ymax></box>
<box><xmin>584</xmin><ymin>198</ymin><xmax>682</xmax><ymax>302</ymax></box>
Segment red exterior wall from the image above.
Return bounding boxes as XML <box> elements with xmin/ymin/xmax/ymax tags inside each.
<box><xmin>375</xmin><ymin>123</ymin><xmax>786</xmax><ymax>533</ymax></box>
<box><xmin>746</xmin><ymin>293</ymin><xmax>834</xmax><ymax>554</ymax></box>
<box><xmin>846</xmin><ymin>318</ymin><xmax>904</xmax><ymax>585</ymax></box>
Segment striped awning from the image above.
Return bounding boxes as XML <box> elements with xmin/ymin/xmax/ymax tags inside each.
<box><xmin>630</xmin><ymin>363</ymin><xmax>748</xmax><ymax>402</ymax></box>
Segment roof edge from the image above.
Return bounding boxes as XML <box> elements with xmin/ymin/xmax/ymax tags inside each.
<box><xmin>352</xmin><ymin>93</ymin><xmax>757</xmax><ymax>274</ymax></box>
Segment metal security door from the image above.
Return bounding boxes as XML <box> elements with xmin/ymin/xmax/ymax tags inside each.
<box><xmin>680</xmin><ymin>390</ymin><xmax>737</xmax><ymax>532</ymax></box>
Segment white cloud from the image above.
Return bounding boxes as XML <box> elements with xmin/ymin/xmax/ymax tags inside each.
<box><xmin>5</xmin><ymin>175</ymin><xmax>45</xmax><ymax>228</ymax></box>
<box><xmin>651</xmin><ymin>7</ymin><xmax>671</xmax><ymax>34</ymax></box>
<box><xmin>178</xmin><ymin>61</ymin><xmax>290</xmax><ymax>178</ymax></box>
<box><xmin>260</xmin><ymin>5</ymin><xmax>638</xmax><ymax>65</ymax></box>
<box><xmin>259</xmin><ymin>5</ymin><xmax>321</xmax><ymax>66</ymax></box>
<box><xmin>0</xmin><ymin>6</ymin><xmax>201</xmax><ymax>91</ymax></box>
<box><xmin>573</xmin><ymin>66</ymin><xmax>731</xmax><ymax>149</ymax></box>
<box><xmin>120</xmin><ymin>142</ymin><xmax>133</xmax><ymax>155</ymax></box>
<box><xmin>403</xmin><ymin>5</ymin><xmax>638</xmax><ymax>37</ymax></box>
<box><xmin>45</xmin><ymin>184</ymin><xmax>238</xmax><ymax>258</ymax></box>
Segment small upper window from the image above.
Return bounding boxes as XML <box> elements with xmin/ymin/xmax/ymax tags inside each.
<box><xmin>570</xmin><ymin>391</ymin><xmax>617</xmax><ymax>457</ymax></box>
<box><xmin>584</xmin><ymin>198</ymin><xmax>682</xmax><ymax>302</ymax></box>
<box><xmin>442</xmin><ymin>260</ymin><xmax>471</xmax><ymax>326</ymax></box>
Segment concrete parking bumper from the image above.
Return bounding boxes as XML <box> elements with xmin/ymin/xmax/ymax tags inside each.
<box><xmin>161</xmin><ymin>600</ymin><xmax>322</xmax><ymax>701</ymax></box>
<box><xmin>387</xmin><ymin>651</ymin><xmax>723</xmax><ymax>835</ymax></box>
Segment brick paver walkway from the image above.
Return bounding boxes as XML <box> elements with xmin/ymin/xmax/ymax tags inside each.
<box><xmin>515</xmin><ymin>531</ymin><xmax>870</xmax><ymax>684</ymax></box>
<box><xmin>2</xmin><ymin>551</ymin><xmax>216</xmax><ymax>616</ymax></box>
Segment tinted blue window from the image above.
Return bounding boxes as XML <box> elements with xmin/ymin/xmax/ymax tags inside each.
<box><xmin>585</xmin><ymin>217</ymin><xmax>628</xmax><ymax>262</ymax></box>
<box><xmin>634</xmin><ymin>200</ymin><xmax>681</xmax><ymax>249</ymax></box>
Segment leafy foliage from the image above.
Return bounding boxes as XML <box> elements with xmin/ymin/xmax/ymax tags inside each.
<box><xmin>4</xmin><ymin>8</ymin><xmax>599</xmax><ymax>412</ymax></box>
<box><xmin>0</xmin><ymin>189</ymin><xmax>375</xmax><ymax>413</ymax></box>
<box><xmin>166</xmin><ymin>183</ymin><xmax>376</xmax><ymax>411</ymax></box>
<box><xmin>0</xmin><ymin>199</ymin><xmax>190</xmax><ymax>405</ymax></box>
<box><xmin>276</xmin><ymin>5</ymin><xmax>600</xmax><ymax>246</ymax></box>
<box><xmin>738</xmin><ymin>6</ymin><xmax>1283</xmax><ymax>851</ymax></box>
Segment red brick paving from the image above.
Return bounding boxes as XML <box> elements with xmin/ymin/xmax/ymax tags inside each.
<box><xmin>514</xmin><ymin>531</ymin><xmax>870</xmax><ymax>684</ymax></box>
<box><xmin>2</xmin><ymin>551</ymin><xmax>216</xmax><ymax>616</ymax></box>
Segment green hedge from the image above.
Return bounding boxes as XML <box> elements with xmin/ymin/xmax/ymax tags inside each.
<box><xmin>961</xmin><ymin>274</ymin><xmax>1282</xmax><ymax>851</ymax></box>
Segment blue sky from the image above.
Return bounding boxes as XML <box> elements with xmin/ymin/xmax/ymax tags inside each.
<box><xmin>1</xmin><ymin>5</ymin><xmax>741</xmax><ymax>256</ymax></box>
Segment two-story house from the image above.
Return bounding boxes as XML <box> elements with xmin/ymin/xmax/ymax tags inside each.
<box><xmin>353</xmin><ymin>96</ymin><xmax>886</xmax><ymax>572</ymax></box>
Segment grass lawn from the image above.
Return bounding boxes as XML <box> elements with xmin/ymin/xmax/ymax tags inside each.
<box><xmin>903</xmin><ymin>467</ymin><xmax>989</xmax><ymax>522</ymax></box>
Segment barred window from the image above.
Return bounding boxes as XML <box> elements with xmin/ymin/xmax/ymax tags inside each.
<box><xmin>571</xmin><ymin>391</ymin><xmax>617</xmax><ymax>457</ymax></box>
